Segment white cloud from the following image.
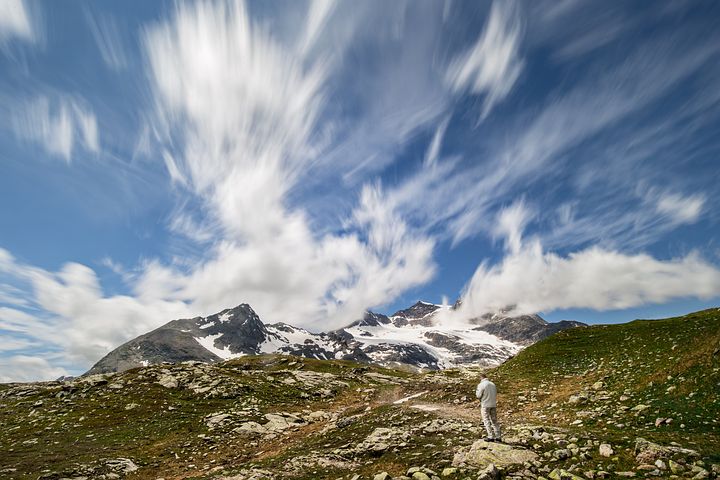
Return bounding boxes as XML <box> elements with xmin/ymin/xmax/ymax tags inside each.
<box><xmin>457</xmin><ymin>202</ymin><xmax>720</xmax><ymax>319</ymax></box>
<box><xmin>0</xmin><ymin>355</ymin><xmax>68</xmax><ymax>383</ymax></box>
<box><xmin>298</xmin><ymin>0</ymin><xmax>335</xmax><ymax>56</ymax></box>
<box><xmin>13</xmin><ymin>96</ymin><xmax>100</xmax><ymax>162</ymax></box>
<box><xmin>423</xmin><ymin>116</ymin><xmax>450</xmax><ymax>168</ymax></box>
<box><xmin>139</xmin><ymin>0</ymin><xmax>437</xmax><ymax>331</ymax></box>
<box><xmin>85</xmin><ymin>10</ymin><xmax>128</xmax><ymax>70</ymax></box>
<box><xmin>445</xmin><ymin>0</ymin><xmax>524</xmax><ymax>118</ymax></box>
<box><xmin>0</xmin><ymin>0</ymin><xmax>34</xmax><ymax>45</ymax></box>
<box><xmin>656</xmin><ymin>192</ymin><xmax>705</xmax><ymax>225</ymax></box>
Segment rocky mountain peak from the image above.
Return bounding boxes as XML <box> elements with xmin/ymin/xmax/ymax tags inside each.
<box><xmin>391</xmin><ymin>301</ymin><xmax>441</xmax><ymax>320</ymax></box>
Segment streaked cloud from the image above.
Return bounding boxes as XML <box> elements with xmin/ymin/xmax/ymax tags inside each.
<box><xmin>13</xmin><ymin>96</ymin><xmax>99</xmax><ymax>162</ymax></box>
<box><xmin>655</xmin><ymin>192</ymin><xmax>705</xmax><ymax>225</ymax></box>
<box><xmin>445</xmin><ymin>0</ymin><xmax>524</xmax><ymax>118</ymax></box>
<box><xmin>0</xmin><ymin>0</ymin><xmax>35</xmax><ymax>46</ymax></box>
<box><xmin>457</xmin><ymin>202</ymin><xmax>720</xmax><ymax>319</ymax></box>
<box><xmin>85</xmin><ymin>10</ymin><xmax>129</xmax><ymax>71</ymax></box>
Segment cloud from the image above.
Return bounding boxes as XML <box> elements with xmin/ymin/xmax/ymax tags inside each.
<box><xmin>0</xmin><ymin>355</ymin><xmax>68</xmax><ymax>383</ymax></box>
<box><xmin>655</xmin><ymin>192</ymin><xmax>705</xmax><ymax>225</ymax></box>
<box><xmin>445</xmin><ymin>0</ymin><xmax>523</xmax><ymax>118</ymax></box>
<box><xmin>0</xmin><ymin>252</ymin><xmax>192</xmax><ymax>367</ymax></box>
<box><xmin>0</xmin><ymin>0</ymin><xmax>34</xmax><ymax>45</ymax></box>
<box><xmin>298</xmin><ymin>0</ymin><xmax>336</xmax><ymax>56</ymax></box>
<box><xmin>13</xmin><ymin>96</ymin><xmax>100</xmax><ymax>162</ymax></box>
<box><xmin>85</xmin><ymin>10</ymin><xmax>129</xmax><ymax>71</ymax></box>
<box><xmin>457</xmin><ymin>202</ymin><xmax>720</xmax><ymax>319</ymax></box>
<box><xmin>387</xmin><ymin>28</ymin><xmax>720</xmax><ymax>249</ymax></box>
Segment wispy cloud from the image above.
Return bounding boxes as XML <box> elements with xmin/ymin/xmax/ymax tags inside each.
<box><xmin>457</xmin><ymin>202</ymin><xmax>720</xmax><ymax>319</ymax></box>
<box><xmin>140</xmin><ymin>1</ymin><xmax>436</xmax><ymax>328</ymax></box>
<box><xmin>655</xmin><ymin>192</ymin><xmax>705</xmax><ymax>225</ymax></box>
<box><xmin>445</xmin><ymin>0</ymin><xmax>524</xmax><ymax>118</ymax></box>
<box><xmin>13</xmin><ymin>96</ymin><xmax>99</xmax><ymax>162</ymax></box>
<box><xmin>0</xmin><ymin>0</ymin><xmax>35</xmax><ymax>46</ymax></box>
<box><xmin>84</xmin><ymin>9</ymin><xmax>129</xmax><ymax>71</ymax></box>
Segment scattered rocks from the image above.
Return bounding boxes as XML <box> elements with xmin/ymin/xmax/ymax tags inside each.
<box><xmin>356</xmin><ymin>427</ymin><xmax>410</xmax><ymax>454</ymax></box>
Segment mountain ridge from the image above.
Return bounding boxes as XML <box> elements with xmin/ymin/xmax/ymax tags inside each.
<box><xmin>87</xmin><ymin>300</ymin><xmax>585</xmax><ymax>375</ymax></box>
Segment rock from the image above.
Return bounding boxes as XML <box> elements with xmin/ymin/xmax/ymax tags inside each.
<box><xmin>356</xmin><ymin>427</ymin><xmax>409</xmax><ymax>454</ymax></box>
<box><xmin>206</xmin><ymin>413</ymin><xmax>232</xmax><ymax>429</ymax></box>
<box><xmin>654</xmin><ymin>460</ymin><xmax>667</xmax><ymax>470</ymax></box>
<box><xmin>552</xmin><ymin>449</ymin><xmax>571</xmax><ymax>460</ymax></box>
<box><xmin>453</xmin><ymin>440</ymin><xmax>538</xmax><ymax>468</ymax></box>
<box><xmin>374</xmin><ymin>473</ymin><xmax>391</xmax><ymax>480</ymax></box>
<box><xmin>263</xmin><ymin>412</ymin><xmax>304</xmax><ymax>432</ymax></box>
<box><xmin>412</xmin><ymin>473</ymin><xmax>431</xmax><ymax>480</ymax></box>
<box><xmin>477</xmin><ymin>463</ymin><xmax>500</xmax><ymax>480</ymax></box>
<box><xmin>104</xmin><ymin>458</ymin><xmax>138</xmax><ymax>474</ymax></box>
<box><xmin>156</xmin><ymin>374</ymin><xmax>178</xmax><ymax>389</ymax></box>
<box><xmin>336</xmin><ymin>416</ymin><xmax>356</xmax><ymax>428</ymax></box>
<box><xmin>548</xmin><ymin>470</ymin><xmax>585</xmax><ymax>480</ymax></box>
<box><xmin>630</xmin><ymin>404</ymin><xmax>650</xmax><ymax>413</ymax></box>
<box><xmin>598</xmin><ymin>444</ymin><xmax>614</xmax><ymax>457</ymax></box>
<box><xmin>233</xmin><ymin>421</ymin><xmax>267</xmax><ymax>435</ymax></box>
<box><xmin>592</xmin><ymin>381</ymin><xmax>604</xmax><ymax>390</ymax></box>
<box><xmin>692</xmin><ymin>469</ymin><xmax>709</xmax><ymax>479</ymax></box>
<box><xmin>441</xmin><ymin>467</ymin><xmax>458</xmax><ymax>476</ymax></box>
<box><xmin>668</xmin><ymin>459</ymin><xmax>684</xmax><ymax>474</ymax></box>
<box><xmin>654</xmin><ymin>418</ymin><xmax>667</xmax><ymax>427</ymax></box>
<box><xmin>634</xmin><ymin>437</ymin><xmax>699</xmax><ymax>464</ymax></box>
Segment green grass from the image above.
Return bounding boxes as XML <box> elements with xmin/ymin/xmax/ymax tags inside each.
<box><xmin>1</xmin><ymin>310</ymin><xmax>719</xmax><ymax>479</ymax></box>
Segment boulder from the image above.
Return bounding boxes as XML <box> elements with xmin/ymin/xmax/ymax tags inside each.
<box><xmin>477</xmin><ymin>463</ymin><xmax>500</xmax><ymax>480</ymax></box>
<box><xmin>357</xmin><ymin>427</ymin><xmax>409</xmax><ymax>454</ymax></box>
<box><xmin>453</xmin><ymin>440</ymin><xmax>538</xmax><ymax>468</ymax></box>
<box><xmin>634</xmin><ymin>437</ymin><xmax>699</xmax><ymax>464</ymax></box>
<box><xmin>156</xmin><ymin>374</ymin><xmax>178</xmax><ymax>389</ymax></box>
<box><xmin>549</xmin><ymin>469</ymin><xmax>585</xmax><ymax>480</ymax></box>
<box><xmin>598</xmin><ymin>444</ymin><xmax>614</xmax><ymax>457</ymax></box>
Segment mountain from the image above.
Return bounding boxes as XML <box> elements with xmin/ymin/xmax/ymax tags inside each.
<box><xmin>3</xmin><ymin>309</ymin><xmax>718</xmax><ymax>480</ymax></box>
<box><xmin>87</xmin><ymin>301</ymin><xmax>585</xmax><ymax>375</ymax></box>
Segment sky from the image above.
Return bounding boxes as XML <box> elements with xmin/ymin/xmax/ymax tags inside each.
<box><xmin>1</xmin><ymin>0</ymin><xmax>719</xmax><ymax>382</ymax></box>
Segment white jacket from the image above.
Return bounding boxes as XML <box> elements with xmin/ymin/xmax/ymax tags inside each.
<box><xmin>475</xmin><ymin>379</ymin><xmax>497</xmax><ymax>408</ymax></box>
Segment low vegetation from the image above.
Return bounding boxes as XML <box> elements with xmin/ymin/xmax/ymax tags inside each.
<box><xmin>1</xmin><ymin>309</ymin><xmax>718</xmax><ymax>480</ymax></box>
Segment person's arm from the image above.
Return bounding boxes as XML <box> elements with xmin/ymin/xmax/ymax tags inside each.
<box><xmin>475</xmin><ymin>383</ymin><xmax>484</xmax><ymax>400</ymax></box>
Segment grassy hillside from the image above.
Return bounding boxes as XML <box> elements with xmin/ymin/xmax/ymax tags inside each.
<box><xmin>492</xmin><ymin>308</ymin><xmax>720</xmax><ymax>460</ymax></box>
<box><xmin>1</xmin><ymin>309</ymin><xmax>718</xmax><ymax>480</ymax></box>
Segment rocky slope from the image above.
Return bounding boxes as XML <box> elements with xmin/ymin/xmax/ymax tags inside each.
<box><xmin>1</xmin><ymin>308</ymin><xmax>718</xmax><ymax>480</ymax></box>
<box><xmin>88</xmin><ymin>301</ymin><xmax>584</xmax><ymax>374</ymax></box>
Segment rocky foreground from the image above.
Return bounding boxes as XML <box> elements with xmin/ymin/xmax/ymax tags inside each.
<box><xmin>1</xmin><ymin>308</ymin><xmax>718</xmax><ymax>480</ymax></box>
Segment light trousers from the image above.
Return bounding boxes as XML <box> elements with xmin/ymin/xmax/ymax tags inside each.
<box><xmin>481</xmin><ymin>406</ymin><xmax>501</xmax><ymax>439</ymax></box>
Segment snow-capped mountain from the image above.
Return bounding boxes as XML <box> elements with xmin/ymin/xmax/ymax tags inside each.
<box><xmin>86</xmin><ymin>301</ymin><xmax>584</xmax><ymax>374</ymax></box>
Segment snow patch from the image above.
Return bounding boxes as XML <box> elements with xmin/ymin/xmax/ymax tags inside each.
<box><xmin>194</xmin><ymin>333</ymin><xmax>244</xmax><ymax>360</ymax></box>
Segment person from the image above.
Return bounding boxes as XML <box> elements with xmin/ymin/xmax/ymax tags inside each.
<box><xmin>475</xmin><ymin>373</ymin><xmax>501</xmax><ymax>442</ymax></box>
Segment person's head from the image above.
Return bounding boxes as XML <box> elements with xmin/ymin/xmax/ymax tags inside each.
<box><xmin>480</xmin><ymin>373</ymin><xmax>488</xmax><ymax>381</ymax></box>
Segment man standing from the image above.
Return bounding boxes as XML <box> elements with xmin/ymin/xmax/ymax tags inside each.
<box><xmin>476</xmin><ymin>374</ymin><xmax>501</xmax><ymax>442</ymax></box>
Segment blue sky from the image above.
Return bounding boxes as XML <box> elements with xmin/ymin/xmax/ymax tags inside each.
<box><xmin>1</xmin><ymin>0</ymin><xmax>719</xmax><ymax>381</ymax></box>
